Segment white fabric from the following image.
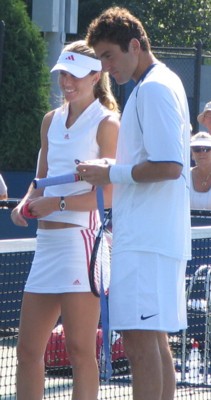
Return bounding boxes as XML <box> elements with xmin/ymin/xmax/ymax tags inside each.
<box><xmin>109</xmin><ymin>164</ymin><xmax>135</xmax><ymax>184</ymax></box>
<box><xmin>39</xmin><ymin>99</ymin><xmax>113</xmax><ymax>229</ymax></box>
<box><xmin>112</xmin><ymin>63</ymin><xmax>191</xmax><ymax>260</ymax></box>
<box><xmin>25</xmin><ymin>227</ymin><xmax>96</xmax><ymax>293</ymax></box>
<box><xmin>190</xmin><ymin>136</ymin><xmax>211</xmax><ymax>148</ymax></box>
<box><xmin>190</xmin><ymin>168</ymin><xmax>211</xmax><ymax>209</ymax></box>
<box><xmin>197</xmin><ymin>101</ymin><xmax>211</xmax><ymax>124</ymax></box>
<box><xmin>51</xmin><ymin>51</ymin><xmax>102</xmax><ymax>78</ymax></box>
<box><xmin>109</xmin><ymin>251</ymin><xmax>187</xmax><ymax>332</ymax></box>
<box><xmin>0</xmin><ymin>174</ymin><xmax>7</xmax><ymax>195</ymax></box>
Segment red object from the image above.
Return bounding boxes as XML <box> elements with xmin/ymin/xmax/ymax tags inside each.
<box><xmin>44</xmin><ymin>325</ymin><xmax>70</xmax><ymax>368</ymax></box>
<box><xmin>44</xmin><ymin>324</ymin><xmax>127</xmax><ymax>371</ymax></box>
<box><xmin>192</xmin><ymin>340</ymin><xmax>199</xmax><ymax>349</ymax></box>
<box><xmin>21</xmin><ymin>202</ymin><xmax>36</xmax><ymax>219</ymax></box>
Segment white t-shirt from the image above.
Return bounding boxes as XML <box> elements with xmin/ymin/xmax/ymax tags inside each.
<box><xmin>112</xmin><ymin>63</ymin><xmax>191</xmax><ymax>260</ymax></box>
<box><xmin>190</xmin><ymin>168</ymin><xmax>211</xmax><ymax>209</ymax></box>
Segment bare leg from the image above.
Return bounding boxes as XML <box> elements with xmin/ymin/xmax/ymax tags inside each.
<box><xmin>123</xmin><ymin>330</ymin><xmax>176</xmax><ymax>400</ymax></box>
<box><xmin>123</xmin><ymin>330</ymin><xmax>163</xmax><ymax>400</ymax></box>
<box><xmin>61</xmin><ymin>292</ymin><xmax>100</xmax><ymax>400</ymax></box>
<box><xmin>16</xmin><ymin>293</ymin><xmax>61</xmax><ymax>400</ymax></box>
<box><xmin>157</xmin><ymin>332</ymin><xmax>176</xmax><ymax>400</ymax></box>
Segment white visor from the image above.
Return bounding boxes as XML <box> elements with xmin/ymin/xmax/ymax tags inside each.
<box><xmin>190</xmin><ymin>138</ymin><xmax>211</xmax><ymax>148</ymax></box>
<box><xmin>51</xmin><ymin>51</ymin><xmax>102</xmax><ymax>78</ymax></box>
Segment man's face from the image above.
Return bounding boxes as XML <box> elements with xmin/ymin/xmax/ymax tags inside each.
<box><xmin>93</xmin><ymin>40</ymin><xmax>139</xmax><ymax>84</ymax></box>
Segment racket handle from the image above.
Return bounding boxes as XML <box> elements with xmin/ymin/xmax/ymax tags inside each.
<box><xmin>33</xmin><ymin>173</ymin><xmax>82</xmax><ymax>189</ymax></box>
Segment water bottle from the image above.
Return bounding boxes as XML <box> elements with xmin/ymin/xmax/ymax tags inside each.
<box><xmin>188</xmin><ymin>340</ymin><xmax>201</xmax><ymax>384</ymax></box>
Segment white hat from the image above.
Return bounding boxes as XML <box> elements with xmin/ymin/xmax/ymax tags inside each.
<box><xmin>51</xmin><ymin>51</ymin><xmax>102</xmax><ymax>78</ymax></box>
<box><xmin>190</xmin><ymin>131</ymin><xmax>211</xmax><ymax>148</ymax></box>
<box><xmin>197</xmin><ymin>102</ymin><xmax>211</xmax><ymax>124</ymax></box>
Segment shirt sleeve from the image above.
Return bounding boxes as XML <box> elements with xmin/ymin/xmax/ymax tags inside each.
<box><xmin>137</xmin><ymin>81</ymin><xmax>184</xmax><ymax>165</ymax></box>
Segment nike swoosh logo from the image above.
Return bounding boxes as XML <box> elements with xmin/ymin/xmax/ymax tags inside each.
<box><xmin>141</xmin><ymin>313</ymin><xmax>158</xmax><ymax>321</ymax></box>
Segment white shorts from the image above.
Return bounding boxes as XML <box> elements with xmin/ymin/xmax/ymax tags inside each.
<box><xmin>24</xmin><ymin>227</ymin><xmax>96</xmax><ymax>293</ymax></box>
<box><xmin>109</xmin><ymin>251</ymin><xmax>187</xmax><ymax>333</ymax></box>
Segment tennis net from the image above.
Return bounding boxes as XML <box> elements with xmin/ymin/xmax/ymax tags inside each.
<box><xmin>1</xmin><ymin>220</ymin><xmax>211</xmax><ymax>400</ymax></box>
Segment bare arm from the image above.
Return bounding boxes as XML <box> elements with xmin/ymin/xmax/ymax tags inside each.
<box><xmin>132</xmin><ymin>161</ymin><xmax>182</xmax><ymax>182</ymax></box>
<box><xmin>10</xmin><ymin>110</ymin><xmax>53</xmax><ymax>226</ymax></box>
<box><xmin>77</xmin><ymin>160</ymin><xmax>183</xmax><ymax>186</ymax></box>
<box><xmin>15</xmin><ymin>114</ymin><xmax>119</xmax><ymax>220</ymax></box>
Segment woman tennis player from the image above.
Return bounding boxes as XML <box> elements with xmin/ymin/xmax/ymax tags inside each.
<box><xmin>11</xmin><ymin>40</ymin><xmax>119</xmax><ymax>400</ymax></box>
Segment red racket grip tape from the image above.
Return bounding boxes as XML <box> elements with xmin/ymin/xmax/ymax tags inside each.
<box><xmin>21</xmin><ymin>202</ymin><xmax>36</xmax><ymax>219</ymax></box>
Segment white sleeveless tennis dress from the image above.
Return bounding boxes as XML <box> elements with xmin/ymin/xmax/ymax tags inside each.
<box><xmin>25</xmin><ymin>99</ymin><xmax>115</xmax><ymax>293</ymax></box>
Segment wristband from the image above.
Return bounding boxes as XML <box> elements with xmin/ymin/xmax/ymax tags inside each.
<box><xmin>109</xmin><ymin>165</ymin><xmax>136</xmax><ymax>184</ymax></box>
<box><xmin>21</xmin><ymin>202</ymin><xmax>36</xmax><ymax>219</ymax></box>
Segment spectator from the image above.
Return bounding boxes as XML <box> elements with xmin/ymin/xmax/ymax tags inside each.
<box><xmin>190</xmin><ymin>131</ymin><xmax>211</xmax><ymax>209</ymax></box>
<box><xmin>197</xmin><ymin>101</ymin><xmax>211</xmax><ymax>133</ymax></box>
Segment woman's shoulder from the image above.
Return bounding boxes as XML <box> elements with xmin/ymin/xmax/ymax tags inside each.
<box><xmin>42</xmin><ymin>106</ymin><xmax>65</xmax><ymax>127</ymax></box>
<box><xmin>41</xmin><ymin>109</ymin><xmax>58</xmax><ymax>137</ymax></box>
<box><xmin>99</xmin><ymin>112</ymin><xmax>120</xmax><ymax>129</ymax></box>
<box><xmin>43</xmin><ymin>106</ymin><xmax>63</xmax><ymax>121</ymax></box>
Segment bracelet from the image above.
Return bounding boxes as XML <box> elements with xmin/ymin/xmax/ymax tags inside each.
<box><xmin>109</xmin><ymin>165</ymin><xmax>136</xmax><ymax>184</ymax></box>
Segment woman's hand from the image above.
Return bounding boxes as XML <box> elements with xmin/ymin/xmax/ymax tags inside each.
<box><xmin>11</xmin><ymin>203</ymin><xmax>29</xmax><ymax>227</ymax></box>
<box><xmin>11</xmin><ymin>196</ymin><xmax>57</xmax><ymax>226</ymax></box>
<box><xmin>24</xmin><ymin>196</ymin><xmax>58</xmax><ymax>219</ymax></box>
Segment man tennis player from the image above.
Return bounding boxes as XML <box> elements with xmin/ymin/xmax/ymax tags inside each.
<box><xmin>77</xmin><ymin>7</ymin><xmax>191</xmax><ymax>400</ymax></box>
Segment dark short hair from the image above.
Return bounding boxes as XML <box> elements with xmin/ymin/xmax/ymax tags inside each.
<box><xmin>86</xmin><ymin>7</ymin><xmax>150</xmax><ymax>53</ymax></box>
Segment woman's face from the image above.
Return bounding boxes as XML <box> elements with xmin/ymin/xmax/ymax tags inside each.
<box><xmin>58</xmin><ymin>71</ymin><xmax>99</xmax><ymax>104</ymax></box>
<box><xmin>192</xmin><ymin>146</ymin><xmax>211</xmax><ymax>167</ymax></box>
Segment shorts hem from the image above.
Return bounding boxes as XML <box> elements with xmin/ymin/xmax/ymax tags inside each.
<box><xmin>24</xmin><ymin>287</ymin><xmax>91</xmax><ymax>293</ymax></box>
<box><xmin>109</xmin><ymin>324</ymin><xmax>188</xmax><ymax>333</ymax></box>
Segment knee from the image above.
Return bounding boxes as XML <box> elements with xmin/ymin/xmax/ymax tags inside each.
<box><xmin>122</xmin><ymin>330</ymin><xmax>158</xmax><ymax>365</ymax></box>
<box><xmin>122</xmin><ymin>338</ymin><xmax>143</xmax><ymax>365</ymax></box>
<box><xmin>124</xmin><ymin>345</ymin><xmax>143</xmax><ymax>365</ymax></box>
<box><xmin>65</xmin><ymin>339</ymin><xmax>96</xmax><ymax>368</ymax></box>
<box><xmin>16</xmin><ymin>340</ymin><xmax>43</xmax><ymax>365</ymax></box>
<box><xmin>17</xmin><ymin>341</ymin><xmax>30</xmax><ymax>363</ymax></box>
<box><xmin>157</xmin><ymin>332</ymin><xmax>172</xmax><ymax>360</ymax></box>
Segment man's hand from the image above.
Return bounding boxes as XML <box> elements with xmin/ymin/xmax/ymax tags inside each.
<box><xmin>76</xmin><ymin>162</ymin><xmax>111</xmax><ymax>186</ymax></box>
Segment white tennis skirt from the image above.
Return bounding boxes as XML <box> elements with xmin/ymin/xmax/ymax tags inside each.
<box><xmin>24</xmin><ymin>227</ymin><xmax>96</xmax><ymax>293</ymax></box>
<box><xmin>109</xmin><ymin>251</ymin><xmax>187</xmax><ymax>333</ymax></box>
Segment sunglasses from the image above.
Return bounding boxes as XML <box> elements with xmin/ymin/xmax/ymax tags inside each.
<box><xmin>192</xmin><ymin>147</ymin><xmax>211</xmax><ymax>153</ymax></box>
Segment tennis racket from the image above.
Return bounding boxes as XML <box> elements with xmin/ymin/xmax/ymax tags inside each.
<box><xmin>33</xmin><ymin>173</ymin><xmax>82</xmax><ymax>189</ymax></box>
<box><xmin>0</xmin><ymin>198</ymin><xmax>20</xmax><ymax>209</ymax></box>
<box><xmin>89</xmin><ymin>208</ymin><xmax>112</xmax><ymax>297</ymax></box>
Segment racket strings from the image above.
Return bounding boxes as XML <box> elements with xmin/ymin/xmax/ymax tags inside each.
<box><xmin>93</xmin><ymin>229</ymin><xmax>112</xmax><ymax>296</ymax></box>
